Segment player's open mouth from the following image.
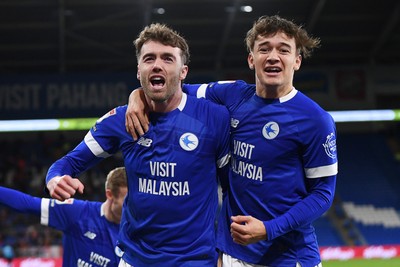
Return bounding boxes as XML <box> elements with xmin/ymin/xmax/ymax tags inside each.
<box><xmin>150</xmin><ymin>76</ymin><xmax>166</xmax><ymax>87</ymax></box>
<box><xmin>265</xmin><ymin>67</ymin><xmax>282</xmax><ymax>73</ymax></box>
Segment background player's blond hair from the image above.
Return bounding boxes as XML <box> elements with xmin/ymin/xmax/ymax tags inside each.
<box><xmin>105</xmin><ymin>167</ymin><xmax>127</xmax><ymax>197</ymax></box>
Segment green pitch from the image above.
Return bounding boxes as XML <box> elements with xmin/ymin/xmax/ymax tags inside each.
<box><xmin>323</xmin><ymin>258</ymin><xmax>400</xmax><ymax>267</ymax></box>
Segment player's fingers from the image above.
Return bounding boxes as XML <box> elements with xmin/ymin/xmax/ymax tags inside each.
<box><xmin>77</xmin><ymin>181</ymin><xmax>85</xmax><ymax>194</ymax></box>
<box><xmin>47</xmin><ymin>176</ymin><xmax>64</xmax><ymax>198</ymax></box>
<box><xmin>231</xmin><ymin>231</ymin><xmax>248</xmax><ymax>245</ymax></box>
<box><xmin>125</xmin><ymin>114</ymin><xmax>138</xmax><ymax>140</ymax></box>
<box><xmin>138</xmin><ymin>109</ymin><xmax>150</xmax><ymax>133</ymax></box>
<box><xmin>230</xmin><ymin>221</ymin><xmax>248</xmax><ymax>236</ymax></box>
<box><xmin>67</xmin><ymin>178</ymin><xmax>86</xmax><ymax>195</ymax></box>
<box><xmin>56</xmin><ymin>182</ymin><xmax>77</xmax><ymax>198</ymax></box>
<box><xmin>132</xmin><ymin>115</ymin><xmax>145</xmax><ymax>137</ymax></box>
<box><xmin>50</xmin><ymin>183</ymin><xmax>73</xmax><ymax>200</ymax></box>
<box><xmin>52</xmin><ymin>190</ymin><xmax>68</xmax><ymax>201</ymax></box>
<box><xmin>138</xmin><ymin>88</ymin><xmax>150</xmax><ymax>133</ymax></box>
<box><xmin>231</xmin><ymin>215</ymin><xmax>249</xmax><ymax>224</ymax></box>
<box><xmin>53</xmin><ymin>176</ymin><xmax>82</xmax><ymax>197</ymax></box>
<box><xmin>53</xmin><ymin>180</ymin><xmax>84</xmax><ymax>200</ymax></box>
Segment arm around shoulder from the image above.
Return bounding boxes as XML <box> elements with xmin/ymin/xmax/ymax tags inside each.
<box><xmin>126</xmin><ymin>87</ymin><xmax>149</xmax><ymax>140</ymax></box>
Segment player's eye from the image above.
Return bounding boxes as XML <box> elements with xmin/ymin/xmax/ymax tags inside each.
<box><xmin>259</xmin><ymin>47</ymin><xmax>271</xmax><ymax>53</ymax></box>
<box><xmin>142</xmin><ymin>55</ymin><xmax>155</xmax><ymax>62</ymax></box>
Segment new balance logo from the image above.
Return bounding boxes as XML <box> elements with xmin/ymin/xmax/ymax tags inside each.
<box><xmin>84</xmin><ymin>231</ymin><xmax>97</xmax><ymax>240</ymax></box>
<box><xmin>231</xmin><ymin>118</ymin><xmax>239</xmax><ymax>128</ymax></box>
<box><xmin>137</xmin><ymin>137</ymin><xmax>153</xmax><ymax>147</ymax></box>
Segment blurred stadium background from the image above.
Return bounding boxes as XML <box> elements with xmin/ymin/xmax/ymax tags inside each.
<box><xmin>1</xmin><ymin>0</ymin><xmax>400</xmax><ymax>266</ymax></box>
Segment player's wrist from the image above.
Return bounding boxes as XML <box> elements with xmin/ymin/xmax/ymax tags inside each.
<box><xmin>47</xmin><ymin>176</ymin><xmax>62</xmax><ymax>193</ymax></box>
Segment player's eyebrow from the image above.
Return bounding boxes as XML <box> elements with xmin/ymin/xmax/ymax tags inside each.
<box><xmin>142</xmin><ymin>51</ymin><xmax>177</xmax><ymax>59</ymax></box>
<box><xmin>257</xmin><ymin>40</ymin><xmax>293</xmax><ymax>50</ymax></box>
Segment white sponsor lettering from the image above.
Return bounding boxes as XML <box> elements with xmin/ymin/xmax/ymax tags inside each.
<box><xmin>231</xmin><ymin>157</ymin><xmax>263</xmax><ymax>181</ymax></box>
<box><xmin>77</xmin><ymin>252</ymin><xmax>111</xmax><ymax>267</ymax></box>
<box><xmin>90</xmin><ymin>252</ymin><xmax>111</xmax><ymax>267</ymax></box>
<box><xmin>77</xmin><ymin>259</ymin><xmax>92</xmax><ymax>267</ymax></box>
<box><xmin>139</xmin><ymin>178</ymin><xmax>190</xmax><ymax>196</ymax></box>
<box><xmin>150</xmin><ymin>161</ymin><xmax>176</xmax><ymax>177</ymax></box>
<box><xmin>233</xmin><ymin>140</ymin><xmax>255</xmax><ymax>159</ymax></box>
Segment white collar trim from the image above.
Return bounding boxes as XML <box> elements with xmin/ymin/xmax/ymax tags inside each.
<box><xmin>280</xmin><ymin>88</ymin><xmax>297</xmax><ymax>103</ymax></box>
<box><xmin>177</xmin><ymin>92</ymin><xmax>187</xmax><ymax>111</ymax></box>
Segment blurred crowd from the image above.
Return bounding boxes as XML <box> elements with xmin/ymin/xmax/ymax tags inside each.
<box><xmin>0</xmin><ymin>131</ymin><xmax>123</xmax><ymax>258</ymax></box>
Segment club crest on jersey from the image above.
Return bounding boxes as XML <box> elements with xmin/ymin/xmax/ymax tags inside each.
<box><xmin>179</xmin><ymin>132</ymin><xmax>199</xmax><ymax>151</ymax></box>
<box><xmin>323</xmin><ymin>132</ymin><xmax>337</xmax><ymax>159</ymax></box>
<box><xmin>262</xmin><ymin>121</ymin><xmax>279</xmax><ymax>140</ymax></box>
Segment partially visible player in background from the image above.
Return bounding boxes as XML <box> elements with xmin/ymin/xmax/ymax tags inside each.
<box><xmin>126</xmin><ymin>15</ymin><xmax>338</xmax><ymax>267</ymax></box>
<box><xmin>0</xmin><ymin>166</ymin><xmax>127</xmax><ymax>267</ymax></box>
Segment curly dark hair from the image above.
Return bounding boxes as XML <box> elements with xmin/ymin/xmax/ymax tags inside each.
<box><xmin>245</xmin><ymin>15</ymin><xmax>320</xmax><ymax>59</ymax></box>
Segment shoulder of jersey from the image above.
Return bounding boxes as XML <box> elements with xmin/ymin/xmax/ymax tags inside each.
<box><xmin>96</xmin><ymin>107</ymin><xmax>121</xmax><ymax>124</ymax></box>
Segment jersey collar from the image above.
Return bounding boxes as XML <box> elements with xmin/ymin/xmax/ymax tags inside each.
<box><xmin>280</xmin><ymin>87</ymin><xmax>298</xmax><ymax>103</ymax></box>
<box><xmin>177</xmin><ymin>92</ymin><xmax>187</xmax><ymax>111</ymax></box>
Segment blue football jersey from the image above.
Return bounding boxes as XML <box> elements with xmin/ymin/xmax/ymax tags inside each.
<box><xmin>184</xmin><ymin>81</ymin><xmax>338</xmax><ymax>267</ymax></box>
<box><xmin>42</xmin><ymin>198</ymin><xmax>120</xmax><ymax>267</ymax></box>
<box><xmin>0</xmin><ymin>186</ymin><xmax>120</xmax><ymax>267</ymax></box>
<box><xmin>46</xmin><ymin>93</ymin><xmax>231</xmax><ymax>266</ymax></box>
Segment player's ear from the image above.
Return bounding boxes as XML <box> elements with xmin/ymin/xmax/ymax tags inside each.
<box><xmin>294</xmin><ymin>54</ymin><xmax>302</xmax><ymax>71</ymax></box>
<box><xmin>136</xmin><ymin>66</ymin><xmax>140</xmax><ymax>80</ymax></box>
<box><xmin>105</xmin><ymin>189</ymin><xmax>113</xmax><ymax>200</ymax></box>
<box><xmin>180</xmin><ymin>65</ymin><xmax>188</xmax><ymax>80</ymax></box>
<box><xmin>247</xmin><ymin>53</ymin><xmax>254</xmax><ymax>70</ymax></box>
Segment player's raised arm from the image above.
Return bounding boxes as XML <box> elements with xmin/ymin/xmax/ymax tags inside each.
<box><xmin>0</xmin><ymin>186</ymin><xmax>42</xmax><ymax>215</ymax></box>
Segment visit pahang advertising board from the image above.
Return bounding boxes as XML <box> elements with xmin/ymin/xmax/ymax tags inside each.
<box><xmin>0</xmin><ymin>73</ymin><xmax>140</xmax><ymax>120</ymax></box>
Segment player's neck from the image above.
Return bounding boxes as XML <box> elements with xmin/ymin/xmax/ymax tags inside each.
<box><xmin>102</xmin><ymin>200</ymin><xmax>119</xmax><ymax>224</ymax></box>
<box><xmin>148</xmin><ymin>90</ymin><xmax>183</xmax><ymax>113</ymax></box>
<box><xmin>256</xmin><ymin>84</ymin><xmax>293</xmax><ymax>99</ymax></box>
